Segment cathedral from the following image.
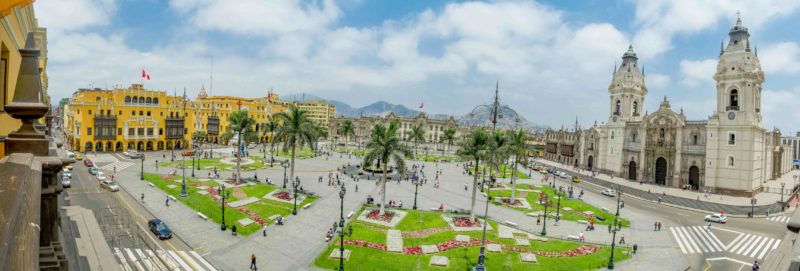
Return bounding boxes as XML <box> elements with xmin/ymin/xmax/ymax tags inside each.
<box><xmin>543</xmin><ymin>18</ymin><xmax>793</xmax><ymax>196</ymax></box>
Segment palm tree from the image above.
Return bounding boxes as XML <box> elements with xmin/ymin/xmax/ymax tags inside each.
<box><xmin>441</xmin><ymin>127</ymin><xmax>456</xmax><ymax>157</ymax></box>
<box><xmin>410</xmin><ymin>124</ymin><xmax>425</xmax><ymax>157</ymax></box>
<box><xmin>221</xmin><ymin>110</ymin><xmax>257</xmax><ymax>184</ymax></box>
<box><xmin>192</xmin><ymin>130</ymin><xmax>208</xmax><ymax>142</ymax></box>
<box><xmin>487</xmin><ymin>130</ymin><xmax>510</xmax><ymax>179</ymax></box>
<box><xmin>457</xmin><ymin>128</ymin><xmax>491</xmax><ymax>220</ymax></box>
<box><xmin>265</xmin><ymin>119</ymin><xmax>278</xmax><ymax>165</ymax></box>
<box><xmin>363</xmin><ymin>120</ymin><xmax>412</xmax><ymax>215</ymax></box>
<box><xmin>338</xmin><ymin>119</ymin><xmax>355</xmax><ymax>153</ymax></box>
<box><xmin>506</xmin><ymin>129</ymin><xmax>529</xmax><ymax>199</ymax></box>
<box><xmin>274</xmin><ymin>105</ymin><xmax>318</xmax><ymax>188</ymax></box>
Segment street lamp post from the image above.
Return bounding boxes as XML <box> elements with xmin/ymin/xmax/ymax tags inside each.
<box><xmin>555</xmin><ymin>185</ymin><xmax>562</xmax><ymax>224</ymax></box>
<box><xmin>180</xmin><ymin>148</ymin><xmax>187</xmax><ymax>198</ymax></box>
<box><xmin>292</xmin><ymin>176</ymin><xmax>301</xmax><ymax>215</ymax></box>
<box><xmin>140</xmin><ymin>154</ymin><xmax>145</xmax><ymax>180</ymax></box>
<box><xmin>608</xmin><ymin>186</ymin><xmax>623</xmax><ymax>269</ymax></box>
<box><xmin>473</xmin><ymin>177</ymin><xmax>495</xmax><ymax>271</ymax></box>
<box><xmin>191</xmin><ymin>152</ymin><xmax>196</xmax><ymax>177</ymax></box>
<box><xmin>412</xmin><ymin>174</ymin><xmax>420</xmax><ymax>210</ymax></box>
<box><xmin>781</xmin><ymin>182</ymin><xmax>786</xmax><ymax>211</ymax></box>
<box><xmin>338</xmin><ymin>185</ymin><xmax>346</xmax><ymax>271</ymax></box>
<box><xmin>750</xmin><ymin>197</ymin><xmax>756</xmax><ymax>218</ymax></box>
<box><xmin>540</xmin><ymin>194</ymin><xmax>548</xmax><ymax>236</ymax></box>
<box><xmin>219</xmin><ymin>185</ymin><xmax>231</xmax><ymax>231</ymax></box>
<box><xmin>283</xmin><ymin>161</ymin><xmax>289</xmax><ymax>188</ymax></box>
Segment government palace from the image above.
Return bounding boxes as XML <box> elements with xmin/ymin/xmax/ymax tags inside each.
<box><xmin>542</xmin><ymin>18</ymin><xmax>793</xmax><ymax>196</ymax></box>
<box><xmin>61</xmin><ymin>84</ymin><xmax>335</xmax><ymax>153</ymax></box>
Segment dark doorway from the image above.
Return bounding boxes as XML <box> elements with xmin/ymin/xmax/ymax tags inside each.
<box><xmin>628</xmin><ymin>161</ymin><xmax>637</xmax><ymax>180</ymax></box>
<box><xmin>655</xmin><ymin>157</ymin><xmax>667</xmax><ymax>185</ymax></box>
<box><xmin>688</xmin><ymin>166</ymin><xmax>700</xmax><ymax>190</ymax></box>
<box><xmin>137</xmin><ymin>142</ymin><xmax>144</xmax><ymax>151</ymax></box>
<box><xmin>587</xmin><ymin>156</ymin><xmax>594</xmax><ymax>171</ymax></box>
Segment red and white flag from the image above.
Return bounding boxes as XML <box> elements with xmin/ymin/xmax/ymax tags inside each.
<box><xmin>141</xmin><ymin>69</ymin><xmax>151</xmax><ymax>80</ymax></box>
<box><xmin>419</xmin><ymin>102</ymin><xmax>424</xmax><ymax>109</ymax></box>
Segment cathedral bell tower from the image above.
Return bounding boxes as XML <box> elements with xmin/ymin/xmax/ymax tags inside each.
<box><xmin>713</xmin><ymin>17</ymin><xmax>764</xmax><ymax>126</ymax></box>
<box><xmin>608</xmin><ymin>45</ymin><xmax>647</xmax><ymax>124</ymax></box>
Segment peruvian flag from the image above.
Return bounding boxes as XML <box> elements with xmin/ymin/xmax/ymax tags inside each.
<box><xmin>419</xmin><ymin>102</ymin><xmax>424</xmax><ymax>109</ymax></box>
<box><xmin>237</xmin><ymin>99</ymin><xmax>242</xmax><ymax>108</ymax></box>
<box><xmin>141</xmin><ymin>69</ymin><xmax>151</xmax><ymax>80</ymax></box>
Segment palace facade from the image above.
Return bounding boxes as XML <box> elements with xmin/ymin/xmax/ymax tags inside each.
<box><xmin>330</xmin><ymin>112</ymin><xmax>468</xmax><ymax>151</ymax></box>
<box><xmin>543</xmin><ymin>19</ymin><xmax>793</xmax><ymax>196</ymax></box>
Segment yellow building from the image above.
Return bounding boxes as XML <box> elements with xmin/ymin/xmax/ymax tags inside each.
<box><xmin>0</xmin><ymin>2</ymin><xmax>48</xmax><ymax>157</ymax></box>
<box><xmin>526</xmin><ymin>140</ymin><xmax>545</xmax><ymax>158</ymax></box>
<box><xmin>271</xmin><ymin>97</ymin><xmax>336</xmax><ymax>129</ymax></box>
<box><xmin>64</xmin><ymin>84</ymin><xmax>333</xmax><ymax>152</ymax></box>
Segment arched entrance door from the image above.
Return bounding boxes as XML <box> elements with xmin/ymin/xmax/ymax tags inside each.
<box><xmin>95</xmin><ymin>142</ymin><xmax>103</xmax><ymax>152</ymax></box>
<box><xmin>105</xmin><ymin>142</ymin><xmax>112</xmax><ymax>152</ymax></box>
<box><xmin>655</xmin><ymin>157</ymin><xmax>667</xmax><ymax>185</ymax></box>
<box><xmin>688</xmin><ymin>166</ymin><xmax>700</xmax><ymax>190</ymax></box>
<box><xmin>587</xmin><ymin>156</ymin><xmax>594</xmax><ymax>171</ymax></box>
<box><xmin>128</xmin><ymin>142</ymin><xmax>135</xmax><ymax>151</ymax></box>
<box><xmin>116</xmin><ymin>142</ymin><xmax>123</xmax><ymax>152</ymax></box>
<box><xmin>628</xmin><ymin>161</ymin><xmax>637</xmax><ymax>180</ymax></box>
<box><xmin>137</xmin><ymin>142</ymin><xmax>144</xmax><ymax>151</ymax></box>
<box><xmin>146</xmin><ymin>141</ymin><xmax>153</xmax><ymax>151</ymax></box>
<box><xmin>85</xmin><ymin>142</ymin><xmax>93</xmax><ymax>152</ymax></box>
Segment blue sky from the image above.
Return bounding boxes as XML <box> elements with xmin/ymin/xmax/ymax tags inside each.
<box><xmin>36</xmin><ymin>0</ymin><xmax>800</xmax><ymax>134</ymax></box>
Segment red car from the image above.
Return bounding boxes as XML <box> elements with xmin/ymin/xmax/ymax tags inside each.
<box><xmin>83</xmin><ymin>159</ymin><xmax>94</xmax><ymax>167</ymax></box>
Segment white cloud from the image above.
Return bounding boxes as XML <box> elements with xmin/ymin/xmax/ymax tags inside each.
<box><xmin>762</xmin><ymin>87</ymin><xmax>800</xmax><ymax>131</ymax></box>
<box><xmin>679</xmin><ymin>59</ymin><xmax>717</xmax><ymax>86</ymax></box>
<box><xmin>760</xmin><ymin>42</ymin><xmax>800</xmax><ymax>75</ymax></box>
<box><xmin>631</xmin><ymin>0</ymin><xmax>800</xmax><ymax>59</ymax></box>
<box><xmin>647</xmin><ymin>73</ymin><xmax>670</xmax><ymax>88</ymax></box>
<box><xmin>34</xmin><ymin>0</ymin><xmax>117</xmax><ymax>34</ymax></box>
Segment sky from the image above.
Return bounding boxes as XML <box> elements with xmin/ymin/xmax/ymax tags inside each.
<box><xmin>35</xmin><ymin>0</ymin><xmax>800</xmax><ymax>134</ymax></box>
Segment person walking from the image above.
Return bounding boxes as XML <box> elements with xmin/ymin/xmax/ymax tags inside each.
<box><xmin>141</xmin><ymin>193</ymin><xmax>145</xmax><ymax>203</ymax></box>
<box><xmin>752</xmin><ymin>259</ymin><xmax>760</xmax><ymax>270</ymax></box>
<box><xmin>619</xmin><ymin>233</ymin><xmax>626</xmax><ymax>244</ymax></box>
<box><xmin>654</xmin><ymin>221</ymin><xmax>658</xmax><ymax>231</ymax></box>
<box><xmin>250</xmin><ymin>254</ymin><xmax>257</xmax><ymax>270</ymax></box>
<box><xmin>658</xmin><ymin>222</ymin><xmax>662</xmax><ymax>231</ymax></box>
<box><xmin>706</xmin><ymin>222</ymin><xmax>712</xmax><ymax>232</ymax></box>
<box><xmin>579</xmin><ymin>231</ymin><xmax>585</xmax><ymax>242</ymax></box>
<box><xmin>262</xmin><ymin>224</ymin><xmax>268</xmax><ymax>237</ymax></box>
<box><xmin>165</xmin><ymin>196</ymin><xmax>169</xmax><ymax>207</ymax></box>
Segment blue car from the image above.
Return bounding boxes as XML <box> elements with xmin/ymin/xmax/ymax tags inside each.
<box><xmin>147</xmin><ymin>219</ymin><xmax>173</xmax><ymax>240</ymax></box>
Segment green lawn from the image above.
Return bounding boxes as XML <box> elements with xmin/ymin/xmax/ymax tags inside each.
<box><xmin>489</xmin><ymin>184</ymin><xmax>630</xmax><ymax>227</ymax></box>
<box><xmin>413</xmin><ymin>154</ymin><xmax>463</xmax><ymax>163</ymax></box>
<box><xmin>314</xmin><ymin>208</ymin><xmax>631</xmax><ymax>270</ymax></box>
<box><xmin>469</xmin><ymin>164</ymin><xmax>531</xmax><ymax>179</ymax></box>
<box><xmin>273</xmin><ymin>146</ymin><xmax>316</xmax><ymax>159</ymax></box>
<box><xmin>335</xmin><ymin>147</ymin><xmax>365</xmax><ymax>157</ymax></box>
<box><xmin>158</xmin><ymin>156</ymin><xmax>272</xmax><ymax>172</ymax></box>
<box><xmin>144</xmin><ymin>174</ymin><xmax>318</xmax><ymax>235</ymax></box>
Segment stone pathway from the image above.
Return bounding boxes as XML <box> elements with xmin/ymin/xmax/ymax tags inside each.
<box><xmin>386</xmin><ymin>229</ymin><xmax>403</xmax><ymax>252</ymax></box>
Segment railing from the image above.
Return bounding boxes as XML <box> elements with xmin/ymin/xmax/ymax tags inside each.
<box><xmin>623</xmin><ymin>142</ymin><xmax>640</xmax><ymax>151</ymax></box>
<box><xmin>726</xmin><ymin>105</ymin><xmax>739</xmax><ymax>111</ymax></box>
<box><xmin>682</xmin><ymin>145</ymin><xmax>705</xmax><ymax>154</ymax></box>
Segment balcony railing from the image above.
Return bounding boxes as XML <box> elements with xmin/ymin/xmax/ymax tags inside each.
<box><xmin>623</xmin><ymin>142</ymin><xmax>641</xmax><ymax>151</ymax></box>
<box><xmin>682</xmin><ymin>145</ymin><xmax>705</xmax><ymax>154</ymax></box>
<box><xmin>726</xmin><ymin>105</ymin><xmax>739</xmax><ymax>111</ymax></box>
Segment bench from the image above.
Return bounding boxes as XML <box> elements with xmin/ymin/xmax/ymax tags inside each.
<box><xmin>303</xmin><ymin>203</ymin><xmax>313</xmax><ymax>209</ymax></box>
<box><xmin>567</xmin><ymin>235</ymin><xmax>581</xmax><ymax>241</ymax></box>
<box><xmin>168</xmin><ymin>195</ymin><xmax>176</xmax><ymax>201</ymax></box>
<box><xmin>148</xmin><ymin>183</ymin><xmax>155</xmax><ymax>187</ymax></box>
<box><xmin>197</xmin><ymin>212</ymin><xmax>208</xmax><ymax>220</ymax></box>
<box><xmin>601</xmin><ymin>207</ymin><xmax>610</xmax><ymax>213</ymax></box>
<box><xmin>504</xmin><ymin>220</ymin><xmax>518</xmax><ymax>228</ymax></box>
<box><xmin>268</xmin><ymin>215</ymin><xmax>280</xmax><ymax>221</ymax></box>
<box><xmin>430</xmin><ymin>207</ymin><xmax>442</xmax><ymax>212</ymax></box>
<box><xmin>347</xmin><ymin>211</ymin><xmax>354</xmax><ymax>219</ymax></box>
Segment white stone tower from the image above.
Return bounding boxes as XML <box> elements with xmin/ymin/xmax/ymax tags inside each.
<box><xmin>705</xmin><ymin>17</ymin><xmax>766</xmax><ymax>196</ymax></box>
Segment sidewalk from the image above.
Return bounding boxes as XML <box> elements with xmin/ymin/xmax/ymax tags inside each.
<box><xmin>534</xmin><ymin>158</ymin><xmax>787</xmax><ymax>216</ymax></box>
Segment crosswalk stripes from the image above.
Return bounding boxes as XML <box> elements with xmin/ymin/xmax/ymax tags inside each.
<box><xmin>114</xmin><ymin>247</ymin><xmax>217</xmax><ymax>271</ymax></box>
<box><xmin>669</xmin><ymin>226</ymin><xmax>725</xmax><ymax>254</ymax></box>
<box><xmin>766</xmin><ymin>216</ymin><xmax>790</xmax><ymax>223</ymax></box>
<box><xmin>99</xmin><ymin>161</ymin><xmax>135</xmax><ymax>172</ymax></box>
<box><xmin>726</xmin><ymin>233</ymin><xmax>781</xmax><ymax>259</ymax></box>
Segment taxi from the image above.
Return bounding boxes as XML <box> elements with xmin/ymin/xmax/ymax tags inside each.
<box><xmin>74</xmin><ymin>153</ymin><xmax>83</xmax><ymax>160</ymax></box>
<box><xmin>572</xmin><ymin>176</ymin><xmax>582</xmax><ymax>183</ymax></box>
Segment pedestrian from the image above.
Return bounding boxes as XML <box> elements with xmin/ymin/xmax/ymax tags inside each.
<box><xmin>752</xmin><ymin>259</ymin><xmax>760</xmax><ymax>270</ymax></box>
<box><xmin>706</xmin><ymin>222</ymin><xmax>711</xmax><ymax>232</ymax></box>
<box><xmin>537</xmin><ymin>216</ymin><xmax>541</xmax><ymax>225</ymax></box>
<box><xmin>250</xmin><ymin>254</ymin><xmax>257</xmax><ymax>270</ymax></box>
<box><xmin>262</xmin><ymin>224</ymin><xmax>267</xmax><ymax>237</ymax></box>
<box><xmin>579</xmin><ymin>231</ymin><xmax>585</xmax><ymax>242</ymax></box>
<box><xmin>165</xmin><ymin>196</ymin><xmax>169</xmax><ymax>207</ymax></box>
<box><xmin>608</xmin><ymin>224</ymin><xmax>612</xmax><ymax>233</ymax></box>
<box><xmin>141</xmin><ymin>193</ymin><xmax>145</xmax><ymax>203</ymax></box>
<box><xmin>658</xmin><ymin>221</ymin><xmax>662</xmax><ymax>231</ymax></box>
<box><xmin>113</xmin><ymin>165</ymin><xmax>116</xmax><ymax>173</ymax></box>
<box><xmin>355</xmin><ymin>184</ymin><xmax>358</xmax><ymax>192</ymax></box>
<box><xmin>654</xmin><ymin>221</ymin><xmax>658</xmax><ymax>231</ymax></box>
<box><xmin>163</xmin><ymin>154</ymin><xmax>165</xmax><ymax>159</ymax></box>
<box><xmin>619</xmin><ymin>233</ymin><xmax>625</xmax><ymax>244</ymax></box>
<box><xmin>465</xmin><ymin>183</ymin><xmax>468</xmax><ymax>191</ymax></box>
<box><xmin>657</xmin><ymin>197</ymin><xmax>662</xmax><ymax>204</ymax></box>
<box><xmin>232</xmin><ymin>225</ymin><xmax>238</xmax><ymax>236</ymax></box>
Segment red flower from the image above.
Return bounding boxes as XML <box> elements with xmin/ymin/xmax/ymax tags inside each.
<box><xmin>453</xmin><ymin>217</ymin><xmax>480</xmax><ymax>227</ymax></box>
<box><xmin>365</xmin><ymin>210</ymin><xmax>395</xmax><ymax>223</ymax></box>
<box><xmin>274</xmin><ymin>191</ymin><xmax>293</xmax><ymax>201</ymax></box>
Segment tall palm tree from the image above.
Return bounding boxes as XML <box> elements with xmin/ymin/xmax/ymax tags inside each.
<box><xmin>457</xmin><ymin>128</ymin><xmax>490</xmax><ymax>220</ymax></box>
<box><xmin>410</xmin><ymin>124</ymin><xmax>425</xmax><ymax>156</ymax></box>
<box><xmin>221</xmin><ymin>110</ymin><xmax>257</xmax><ymax>184</ymax></box>
<box><xmin>265</xmin><ymin>119</ymin><xmax>278</xmax><ymax>165</ymax></box>
<box><xmin>363</xmin><ymin>120</ymin><xmax>412</xmax><ymax>215</ymax></box>
<box><xmin>441</xmin><ymin>127</ymin><xmax>456</xmax><ymax>157</ymax></box>
<box><xmin>274</xmin><ymin>105</ymin><xmax>318</xmax><ymax>188</ymax></box>
<box><xmin>506</xmin><ymin>129</ymin><xmax>529</xmax><ymax>199</ymax></box>
<box><xmin>487</xmin><ymin>130</ymin><xmax>510</xmax><ymax>179</ymax></box>
<box><xmin>338</xmin><ymin>119</ymin><xmax>355</xmax><ymax>152</ymax></box>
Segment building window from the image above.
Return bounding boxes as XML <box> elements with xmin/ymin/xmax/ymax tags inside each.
<box><xmin>147</xmin><ymin>111</ymin><xmax>151</xmax><ymax>116</ymax></box>
<box><xmin>728</xmin><ymin>133</ymin><xmax>735</xmax><ymax>145</ymax></box>
<box><xmin>139</xmin><ymin>111</ymin><xmax>143</xmax><ymax>116</ymax></box>
<box><xmin>132</xmin><ymin>97</ymin><xmax>138</xmax><ymax>103</ymax></box>
<box><xmin>129</xmin><ymin>128</ymin><xmax>134</xmax><ymax>136</ymax></box>
<box><xmin>611</xmin><ymin>131</ymin><xmax>614</xmax><ymax>139</ymax></box>
<box><xmin>728</xmin><ymin>156</ymin><xmax>735</xmax><ymax>167</ymax></box>
<box><xmin>615</xmin><ymin>100</ymin><xmax>621</xmax><ymax>115</ymax></box>
<box><xmin>632</xmin><ymin>101</ymin><xmax>638</xmax><ymax>114</ymax></box>
<box><xmin>138</xmin><ymin>128</ymin><xmax>144</xmax><ymax>136</ymax></box>
<box><xmin>146</xmin><ymin>97</ymin><xmax>152</xmax><ymax>104</ymax></box>
<box><xmin>87</xmin><ymin>128</ymin><xmax>92</xmax><ymax>135</ymax></box>
<box><xmin>89</xmin><ymin>110</ymin><xmax>92</xmax><ymax>115</ymax></box>
<box><xmin>693</xmin><ymin>134</ymin><xmax>699</xmax><ymax>145</ymax></box>
<box><xmin>659</xmin><ymin>128</ymin><xmax>665</xmax><ymax>140</ymax></box>
<box><xmin>125</xmin><ymin>96</ymin><xmax>131</xmax><ymax>103</ymax></box>
<box><xmin>147</xmin><ymin>128</ymin><xmax>154</xmax><ymax>136</ymax></box>
<box><xmin>153</xmin><ymin>98</ymin><xmax>158</xmax><ymax>104</ymax></box>
<box><xmin>131</xmin><ymin>111</ymin><xmax>135</xmax><ymax>116</ymax></box>
<box><xmin>159</xmin><ymin>128</ymin><xmax>163</xmax><ymax>135</ymax></box>
<box><xmin>730</xmin><ymin>89</ymin><xmax>739</xmax><ymax>107</ymax></box>
<box><xmin>631</xmin><ymin>131</ymin><xmax>637</xmax><ymax>142</ymax></box>
<box><xmin>118</xmin><ymin>128</ymin><xmax>122</xmax><ymax>135</ymax></box>
<box><xmin>118</xmin><ymin>110</ymin><xmax>122</xmax><ymax>115</ymax></box>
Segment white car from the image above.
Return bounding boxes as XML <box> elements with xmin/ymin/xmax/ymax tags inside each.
<box><xmin>557</xmin><ymin>172</ymin><xmax>569</xmax><ymax>178</ymax></box>
<box><xmin>102</xmin><ymin>181</ymin><xmax>119</xmax><ymax>192</ymax></box>
<box><xmin>96</xmin><ymin>171</ymin><xmax>107</xmax><ymax>182</ymax></box>
<box><xmin>704</xmin><ymin>213</ymin><xmax>728</xmax><ymax>223</ymax></box>
<box><xmin>122</xmin><ymin>151</ymin><xmax>130</xmax><ymax>157</ymax></box>
<box><xmin>601</xmin><ymin>189</ymin><xmax>617</xmax><ymax>197</ymax></box>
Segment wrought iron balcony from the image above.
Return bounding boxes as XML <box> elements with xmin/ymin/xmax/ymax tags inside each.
<box><xmin>726</xmin><ymin>105</ymin><xmax>739</xmax><ymax>111</ymax></box>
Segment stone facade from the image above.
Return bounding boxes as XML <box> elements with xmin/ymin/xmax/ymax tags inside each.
<box><xmin>544</xmin><ymin>19</ymin><xmax>793</xmax><ymax>196</ymax></box>
<box><xmin>330</xmin><ymin>112</ymin><xmax>469</xmax><ymax>152</ymax></box>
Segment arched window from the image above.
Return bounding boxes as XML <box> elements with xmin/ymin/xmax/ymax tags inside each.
<box><xmin>132</xmin><ymin>97</ymin><xmax>138</xmax><ymax>103</ymax></box>
<box><xmin>153</xmin><ymin>98</ymin><xmax>159</xmax><ymax>105</ymax></box>
<box><xmin>125</xmin><ymin>96</ymin><xmax>131</xmax><ymax>103</ymax></box>
<box><xmin>631</xmin><ymin>131</ymin><xmax>637</xmax><ymax>142</ymax></box>
<box><xmin>693</xmin><ymin>134</ymin><xmax>699</xmax><ymax>145</ymax></box>
<box><xmin>730</xmin><ymin>89</ymin><xmax>739</xmax><ymax>108</ymax></box>
<box><xmin>728</xmin><ymin>156</ymin><xmax>735</xmax><ymax>167</ymax></box>
<box><xmin>728</xmin><ymin>133</ymin><xmax>735</xmax><ymax>145</ymax></box>
<box><xmin>146</xmin><ymin>97</ymin><xmax>152</xmax><ymax>104</ymax></box>
<box><xmin>632</xmin><ymin>101</ymin><xmax>638</xmax><ymax>114</ymax></box>
<box><xmin>615</xmin><ymin>100</ymin><xmax>621</xmax><ymax>115</ymax></box>
<box><xmin>659</xmin><ymin>128</ymin><xmax>665</xmax><ymax>140</ymax></box>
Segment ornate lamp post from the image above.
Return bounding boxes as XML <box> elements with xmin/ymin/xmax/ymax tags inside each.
<box><xmin>608</xmin><ymin>186</ymin><xmax>623</xmax><ymax>269</ymax></box>
<box><xmin>540</xmin><ymin>194</ymin><xmax>548</xmax><ymax>236</ymax></box>
<box><xmin>191</xmin><ymin>151</ymin><xmax>196</xmax><ymax>177</ymax></box>
<box><xmin>197</xmin><ymin>151</ymin><xmax>201</xmax><ymax>170</ymax></box>
<box><xmin>473</xmin><ymin>176</ymin><xmax>495</xmax><ymax>271</ymax></box>
<box><xmin>140</xmin><ymin>154</ymin><xmax>145</xmax><ymax>180</ymax></box>
<box><xmin>282</xmin><ymin>161</ymin><xmax>289</xmax><ymax>188</ymax></box>
<box><xmin>292</xmin><ymin>176</ymin><xmax>301</xmax><ymax>215</ymax></box>
<box><xmin>338</xmin><ymin>184</ymin><xmax>346</xmax><ymax>271</ymax></box>
<box><xmin>555</xmin><ymin>186</ymin><xmax>562</xmax><ymax>224</ymax></box>
<box><xmin>412</xmin><ymin>174</ymin><xmax>420</xmax><ymax>210</ymax></box>
<box><xmin>781</xmin><ymin>182</ymin><xmax>786</xmax><ymax>211</ymax></box>
<box><xmin>219</xmin><ymin>185</ymin><xmax>231</xmax><ymax>231</ymax></box>
<box><xmin>180</xmin><ymin>148</ymin><xmax>188</xmax><ymax>198</ymax></box>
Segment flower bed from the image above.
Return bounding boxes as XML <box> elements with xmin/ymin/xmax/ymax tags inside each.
<box><xmin>453</xmin><ymin>217</ymin><xmax>480</xmax><ymax>228</ymax></box>
<box><xmin>236</xmin><ymin>207</ymin><xmax>267</xmax><ymax>225</ymax></box>
<box><xmin>366</xmin><ymin>210</ymin><xmax>395</xmax><ymax>223</ymax></box>
<box><xmin>343</xmin><ymin>240</ymin><xmax>386</xmax><ymax>251</ymax></box>
<box><xmin>274</xmin><ymin>191</ymin><xmax>293</xmax><ymax>201</ymax></box>
<box><xmin>501</xmin><ymin>198</ymin><xmax>522</xmax><ymax>206</ymax></box>
<box><xmin>403</xmin><ymin>246</ymin><xmax>422</xmax><ymax>255</ymax></box>
<box><xmin>344</xmin><ymin>238</ymin><xmax>602</xmax><ymax>258</ymax></box>
<box><xmin>437</xmin><ymin>239</ymin><xmax>488</xmax><ymax>252</ymax></box>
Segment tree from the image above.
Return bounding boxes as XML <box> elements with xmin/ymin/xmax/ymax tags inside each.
<box><xmin>265</xmin><ymin>119</ymin><xmax>278</xmax><ymax>164</ymax></box>
<box><xmin>410</xmin><ymin>124</ymin><xmax>425</xmax><ymax>156</ymax></box>
<box><xmin>221</xmin><ymin>110</ymin><xmax>257</xmax><ymax>184</ymax></box>
<box><xmin>192</xmin><ymin>130</ymin><xmax>208</xmax><ymax>142</ymax></box>
<box><xmin>457</xmin><ymin>128</ymin><xmax>490</xmax><ymax>220</ymax></box>
<box><xmin>338</xmin><ymin>119</ymin><xmax>355</xmax><ymax>152</ymax></box>
<box><xmin>363</xmin><ymin>120</ymin><xmax>412</xmax><ymax>215</ymax></box>
<box><xmin>441</xmin><ymin>127</ymin><xmax>456</xmax><ymax>157</ymax></box>
<box><xmin>274</xmin><ymin>105</ymin><xmax>318</xmax><ymax>188</ymax></box>
<box><xmin>487</xmin><ymin>130</ymin><xmax>510</xmax><ymax>179</ymax></box>
<box><xmin>506</xmin><ymin>129</ymin><xmax>529</xmax><ymax>199</ymax></box>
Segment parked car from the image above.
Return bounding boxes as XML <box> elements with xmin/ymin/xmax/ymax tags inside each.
<box><xmin>101</xmin><ymin>181</ymin><xmax>119</xmax><ymax>192</ymax></box>
<box><xmin>147</xmin><ymin>219</ymin><xmax>173</xmax><ymax>240</ymax></box>
<box><xmin>83</xmin><ymin>159</ymin><xmax>94</xmax><ymax>167</ymax></box>
<box><xmin>572</xmin><ymin>176</ymin><xmax>582</xmax><ymax>183</ymax></box>
<box><xmin>89</xmin><ymin>167</ymin><xmax>98</xmax><ymax>175</ymax></box>
<box><xmin>96</xmin><ymin>171</ymin><xmax>106</xmax><ymax>181</ymax></box>
<box><xmin>62</xmin><ymin>171</ymin><xmax>72</xmax><ymax>179</ymax></box>
<box><xmin>61</xmin><ymin>176</ymin><xmax>71</xmax><ymax>188</ymax></box>
<box><xmin>74</xmin><ymin>153</ymin><xmax>83</xmax><ymax>161</ymax></box>
<box><xmin>129</xmin><ymin>152</ymin><xmax>143</xmax><ymax>159</ymax></box>
<box><xmin>601</xmin><ymin>189</ymin><xmax>617</xmax><ymax>197</ymax></box>
<box><xmin>122</xmin><ymin>151</ymin><xmax>130</xmax><ymax>157</ymax></box>
<box><xmin>64</xmin><ymin>165</ymin><xmax>74</xmax><ymax>170</ymax></box>
<box><xmin>704</xmin><ymin>213</ymin><xmax>728</xmax><ymax>223</ymax></box>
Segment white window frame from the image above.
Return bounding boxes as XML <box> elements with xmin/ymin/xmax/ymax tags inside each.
<box><xmin>727</xmin><ymin>155</ymin><xmax>735</xmax><ymax>168</ymax></box>
<box><xmin>727</xmin><ymin>132</ymin><xmax>736</xmax><ymax>146</ymax></box>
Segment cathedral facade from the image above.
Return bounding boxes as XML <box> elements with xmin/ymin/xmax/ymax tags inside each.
<box><xmin>543</xmin><ymin>19</ymin><xmax>793</xmax><ymax>196</ymax></box>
